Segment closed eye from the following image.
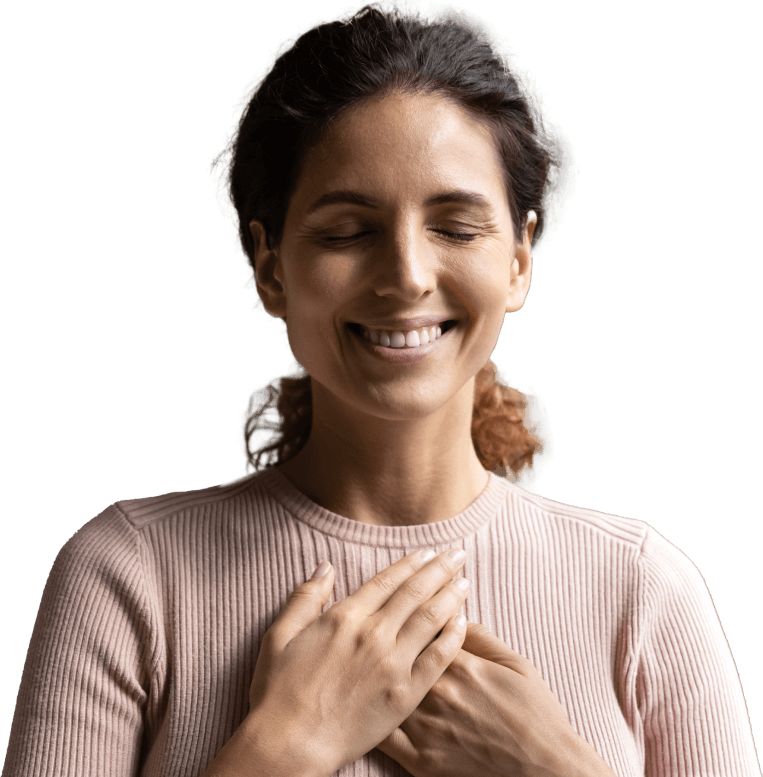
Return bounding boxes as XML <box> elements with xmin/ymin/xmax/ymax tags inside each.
<box><xmin>432</xmin><ymin>229</ymin><xmax>477</xmax><ymax>242</ymax></box>
<box><xmin>318</xmin><ymin>229</ymin><xmax>478</xmax><ymax>244</ymax></box>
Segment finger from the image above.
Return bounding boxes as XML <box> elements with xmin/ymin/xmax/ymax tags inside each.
<box><xmin>340</xmin><ymin>548</ymin><xmax>436</xmax><ymax>615</ymax></box>
<box><xmin>264</xmin><ymin>562</ymin><xmax>336</xmax><ymax>653</ymax></box>
<box><xmin>397</xmin><ymin>578</ymin><xmax>470</xmax><ymax>660</ymax></box>
<box><xmin>377</xmin><ymin>548</ymin><xmax>468</xmax><ymax>632</ymax></box>
<box><xmin>411</xmin><ymin>609</ymin><xmax>468</xmax><ymax>697</ymax></box>
<box><xmin>375</xmin><ymin>726</ymin><xmax>417</xmax><ymax>774</ymax></box>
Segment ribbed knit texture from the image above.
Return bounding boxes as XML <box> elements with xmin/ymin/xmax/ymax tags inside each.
<box><xmin>3</xmin><ymin>468</ymin><xmax>760</xmax><ymax>777</ymax></box>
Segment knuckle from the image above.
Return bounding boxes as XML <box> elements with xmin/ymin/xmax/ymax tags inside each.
<box><xmin>356</xmin><ymin>620</ymin><xmax>388</xmax><ymax>651</ymax></box>
<box><xmin>375</xmin><ymin>650</ymin><xmax>399</xmax><ymax>681</ymax></box>
<box><xmin>419</xmin><ymin>601</ymin><xmax>442</xmax><ymax>626</ymax></box>
<box><xmin>383</xmin><ymin>677</ymin><xmax>410</xmax><ymax>711</ymax></box>
<box><xmin>424</xmin><ymin>632</ymin><xmax>458</xmax><ymax>664</ymax></box>
<box><xmin>321</xmin><ymin>605</ymin><xmax>344</xmax><ymax>628</ymax></box>
<box><xmin>323</xmin><ymin>603</ymin><xmax>358</xmax><ymax>636</ymax></box>
<box><xmin>400</xmin><ymin>576</ymin><xmax>429</xmax><ymax>602</ymax></box>
<box><xmin>429</xmin><ymin>640</ymin><xmax>450</xmax><ymax>664</ymax></box>
<box><xmin>371</xmin><ymin>572</ymin><xmax>399</xmax><ymax>597</ymax></box>
<box><xmin>287</xmin><ymin>585</ymin><xmax>311</xmax><ymax>603</ymax></box>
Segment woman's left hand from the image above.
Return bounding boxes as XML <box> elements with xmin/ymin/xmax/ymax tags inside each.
<box><xmin>375</xmin><ymin>622</ymin><xmax>617</xmax><ymax>777</ymax></box>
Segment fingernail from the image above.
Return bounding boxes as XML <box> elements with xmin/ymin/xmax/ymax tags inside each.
<box><xmin>448</xmin><ymin>548</ymin><xmax>466</xmax><ymax>563</ymax></box>
<box><xmin>420</xmin><ymin>549</ymin><xmax>435</xmax><ymax>563</ymax></box>
<box><xmin>456</xmin><ymin>614</ymin><xmax>467</xmax><ymax>627</ymax></box>
<box><xmin>311</xmin><ymin>561</ymin><xmax>331</xmax><ymax>579</ymax></box>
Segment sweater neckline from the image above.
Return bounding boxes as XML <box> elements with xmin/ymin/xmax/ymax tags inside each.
<box><xmin>256</xmin><ymin>465</ymin><xmax>509</xmax><ymax>548</ymax></box>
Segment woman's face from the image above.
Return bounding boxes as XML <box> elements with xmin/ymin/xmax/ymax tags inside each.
<box><xmin>251</xmin><ymin>91</ymin><xmax>534</xmax><ymax>422</ymax></box>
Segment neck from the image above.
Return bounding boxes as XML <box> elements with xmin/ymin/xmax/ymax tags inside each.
<box><xmin>276</xmin><ymin>377</ymin><xmax>490</xmax><ymax>527</ymax></box>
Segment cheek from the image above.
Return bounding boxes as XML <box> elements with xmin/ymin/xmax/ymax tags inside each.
<box><xmin>289</xmin><ymin>252</ymin><xmax>360</xmax><ymax>306</ymax></box>
<box><xmin>327</xmin><ymin>278</ymin><xmax>347</xmax><ymax>294</ymax></box>
<box><xmin>449</xmin><ymin>250</ymin><xmax>512</xmax><ymax>325</ymax></box>
<box><xmin>473</xmin><ymin>280</ymin><xmax>509</xmax><ymax>320</ymax></box>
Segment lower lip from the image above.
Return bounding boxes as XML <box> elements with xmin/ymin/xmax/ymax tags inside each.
<box><xmin>347</xmin><ymin>324</ymin><xmax>453</xmax><ymax>364</ymax></box>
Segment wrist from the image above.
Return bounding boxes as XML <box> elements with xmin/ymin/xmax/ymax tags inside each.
<box><xmin>552</xmin><ymin>729</ymin><xmax>617</xmax><ymax>777</ymax></box>
<box><xmin>202</xmin><ymin>704</ymin><xmax>329</xmax><ymax>777</ymax></box>
<box><xmin>245</xmin><ymin>705</ymin><xmax>332</xmax><ymax>777</ymax></box>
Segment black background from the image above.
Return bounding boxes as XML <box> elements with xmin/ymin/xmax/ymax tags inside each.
<box><xmin>6</xmin><ymin>3</ymin><xmax>759</xmax><ymax>760</ymax></box>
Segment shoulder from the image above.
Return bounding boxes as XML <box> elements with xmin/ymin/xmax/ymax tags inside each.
<box><xmin>496</xmin><ymin>480</ymin><xmax>707</xmax><ymax>597</ymax></box>
<box><xmin>113</xmin><ymin>470</ymin><xmax>264</xmax><ymax>531</ymax></box>
<box><xmin>498</xmin><ymin>478</ymin><xmax>650</xmax><ymax>552</ymax></box>
<box><xmin>53</xmin><ymin>471</ymin><xmax>268</xmax><ymax>588</ymax></box>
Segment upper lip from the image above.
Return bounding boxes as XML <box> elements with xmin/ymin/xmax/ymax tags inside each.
<box><xmin>351</xmin><ymin>316</ymin><xmax>456</xmax><ymax>330</ymax></box>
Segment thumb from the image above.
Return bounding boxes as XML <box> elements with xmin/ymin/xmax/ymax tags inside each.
<box><xmin>460</xmin><ymin>621</ymin><xmax>522</xmax><ymax>669</ymax></box>
<box><xmin>249</xmin><ymin>562</ymin><xmax>335</xmax><ymax>712</ymax></box>
<box><xmin>267</xmin><ymin>561</ymin><xmax>335</xmax><ymax>651</ymax></box>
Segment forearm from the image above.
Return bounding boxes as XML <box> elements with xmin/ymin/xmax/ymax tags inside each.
<box><xmin>201</xmin><ymin>706</ymin><xmax>329</xmax><ymax>777</ymax></box>
<box><xmin>554</xmin><ymin>730</ymin><xmax>618</xmax><ymax>777</ymax></box>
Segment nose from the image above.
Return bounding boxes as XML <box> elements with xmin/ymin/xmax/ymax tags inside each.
<box><xmin>372</xmin><ymin>224</ymin><xmax>437</xmax><ymax>302</ymax></box>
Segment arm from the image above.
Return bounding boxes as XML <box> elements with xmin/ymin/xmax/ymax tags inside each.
<box><xmin>637</xmin><ymin>528</ymin><xmax>761</xmax><ymax>776</ymax></box>
<box><xmin>200</xmin><ymin>700</ymin><xmax>329</xmax><ymax>777</ymax></box>
<box><xmin>2</xmin><ymin>505</ymin><xmax>153</xmax><ymax>777</ymax></box>
<box><xmin>557</xmin><ymin>738</ymin><xmax>619</xmax><ymax>777</ymax></box>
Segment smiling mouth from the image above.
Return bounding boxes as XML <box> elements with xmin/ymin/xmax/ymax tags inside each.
<box><xmin>347</xmin><ymin>320</ymin><xmax>458</xmax><ymax>350</ymax></box>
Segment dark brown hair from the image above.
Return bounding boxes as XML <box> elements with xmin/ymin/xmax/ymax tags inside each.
<box><xmin>225</xmin><ymin>4</ymin><xmax>561</xmax><ymax>477</ymax></box>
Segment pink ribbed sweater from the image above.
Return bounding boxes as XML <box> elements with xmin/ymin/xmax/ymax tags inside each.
<box><xmin>3</xmin><ymin>468</ymin><xmax>760</xmax><ymax>777</ymax></box>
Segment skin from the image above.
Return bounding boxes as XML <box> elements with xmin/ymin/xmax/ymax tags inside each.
<box><xmin>250</xmin><ymin>90</ymin><xmax>531</xmax><ymax>527</ymax></box>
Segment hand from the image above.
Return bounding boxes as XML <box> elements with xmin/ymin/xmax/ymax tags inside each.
<box><xmin>376</xmin><ymin>622</ymin><xmax>617</xmax><ymax>777</ymax></box>
<box><xmin>245</xmin><ymin>548</ymin><xmax>472</xmax><ymax>777</ymax></box>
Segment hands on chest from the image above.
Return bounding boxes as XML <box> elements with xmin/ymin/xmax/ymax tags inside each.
<box><xmin>202</xmin><ymin>548</ymin><xmax>616</xmax><ymax>777</ymax></box>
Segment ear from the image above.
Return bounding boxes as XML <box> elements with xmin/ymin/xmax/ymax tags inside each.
<box><xmin>250</xmin><ymin>220</ymin><xmax>287</xmax><ymax>319</ymax></box>
<box><xmin>505</xmin><ymin>210</ymin><xmax>536</xmax><ymax>314</ymax></box>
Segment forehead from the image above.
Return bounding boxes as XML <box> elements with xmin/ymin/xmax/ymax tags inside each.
<box><xmin>289</xmin><ymin>91</ymin><xmax>509</xmax><ymax>212</ymax></box>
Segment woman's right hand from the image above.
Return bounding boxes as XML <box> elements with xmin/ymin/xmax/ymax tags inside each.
<box><xmin>247</xmin><ymin>547</ymin><xmax>470</xmax><ymax>776</ymax></box>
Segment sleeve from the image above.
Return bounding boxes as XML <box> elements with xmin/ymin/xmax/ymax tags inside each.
<box><xmin>636</xmin><ymin>527</ymin><xmax>761</xmax><ymax>776</ymax></box>
<box><xmin>2</xmin><ymin>505</ymin><xmax>155</xmax><ymax>777</ymax></box>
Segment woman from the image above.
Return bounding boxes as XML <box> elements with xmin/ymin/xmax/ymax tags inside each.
<box><xmin>3</xmin><ymin>5</ymin><xmax>760</xmax><ymax>777</ymax></box>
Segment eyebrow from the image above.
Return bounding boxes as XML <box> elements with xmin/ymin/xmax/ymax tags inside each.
<box><xmin>305</xmin><ymin>188</ymin><xmax>493</xmax><ymax>216</ymax></box>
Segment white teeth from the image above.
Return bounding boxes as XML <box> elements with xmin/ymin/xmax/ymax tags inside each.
<box><xmin>359</xmin><ymin>323</ymin><xmax>450</xmax><ymax>348</ymax></box>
